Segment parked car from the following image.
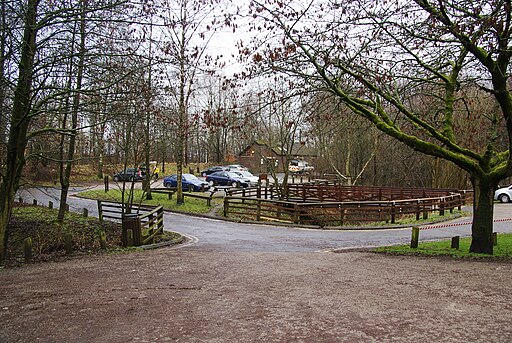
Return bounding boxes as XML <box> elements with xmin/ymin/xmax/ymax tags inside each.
<box><xmin>233</xmin><ymin>170</ymin><xmax>259</xmax><ymax>184</ymax></box>
<box><xmin>199</xmin><ymin>166</ymin><xmax>227</xmax><ymax>177</ymax></box>
<box><xmin>113</xmin><ymin>168</ymin><xmax>144</xmax><ymax>182</ymax></box>
<box><xmin>494</xmin><ymin>185</ymin><xmax>512</xmax><ymax>203</ymax></box>
<box><xmin>206</xmin><ymin>171</ymin><xmax>257</xmax><ymax>188</ymax></box>
<box><xmin>226</xmin><ymin>164</ymin><xmax>248</xmax><ymax>172</ymax></box>
<box><xmin>288</xmin><ymin>160</ymin><xmax>314</xmax><ymax>174</ymax></box>
<box><xmin>163</xmin><ymin>174</ymin><xmax>210</xmax><ymax>192</ymax></box>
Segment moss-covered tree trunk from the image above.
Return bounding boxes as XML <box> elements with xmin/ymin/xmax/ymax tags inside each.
<box><xmin>469</xmin><ymin>176</ymin><xmax>498</xmax><ymax>254</ymax></box>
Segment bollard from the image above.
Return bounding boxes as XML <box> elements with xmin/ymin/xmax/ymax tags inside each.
<box><xmin>48</xmin><ymin>201</ymin><xmax>53</xmax><ymax>209</ymax></box>
<box><xmin>451</xmin><ymin>236</ymin><xmax>460</xmax><ymax>250</ymax></box>
<box><xmin>33</xmin><ymin>199</ymin><xmax>37</xmax><ymax>205</ymax></box>
<box><xmin>24</xmin><ymin>237</ymin><xmax>33</xmax><ymax>262</ymax></box>
<box><xmin>126</xmin><ymin>229</ymin><xmax>134</xmax><ymax>247</ymax></box>
<box><xmin>65</xmin><ymin>203</ymin><xmax>69</xmax><ymax>212</ymax></box>
<box><xmin>493</xmin><ymin>232</ymin><xmax>498</xmax><ymax>246</ymax></box>
<box><xmin>19</xmin><ymin>197</ymin><xmax>23</xmax><ymax>203</ymax></box>
<box><xmin>99</xmin><ymin>231</ymin><xmax>107</xmax><ymax>249</ymax></box>
<box><xmin>410</xmin><ymin>226</ymin><xmax>420</xmax><ymax>248</ymax></box>
<box><xmin>65</xmin><ymin>233</ymin><xmax>73</xmax><ymax>255</ymax></box>
<box><xmin>83</xmin><ymin>208</ymin><xmax>88</xmax><ymax>217</ymax></box>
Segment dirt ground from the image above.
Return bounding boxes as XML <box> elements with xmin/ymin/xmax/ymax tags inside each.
<box><xmin>1</xmin><ymin>246</ymin><xmax>512</xmax><ymax>343</ymax></box>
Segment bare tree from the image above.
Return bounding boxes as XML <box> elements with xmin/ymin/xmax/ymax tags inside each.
<box><xmin>249</xmin><ymin>0</ymin><xmax>512</xmax><ymax>254</ymax></box>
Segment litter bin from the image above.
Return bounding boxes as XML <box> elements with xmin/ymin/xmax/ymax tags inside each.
<box><xmin>122</xmin><ymin>213</ymin><xmax>141</xmax><ymax>247</ymax></box>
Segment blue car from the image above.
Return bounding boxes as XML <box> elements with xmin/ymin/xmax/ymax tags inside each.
<box><xmin>205</xmin><ymin>171</ymin><xmax>257</xmax><ymax>188</ymax></box>
<box><xmin>163</xmin><ymin>174</ymin><xmax>210</xmax><ymax>192</ymax></box>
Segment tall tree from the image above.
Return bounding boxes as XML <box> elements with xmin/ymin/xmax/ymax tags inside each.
<box><xmin>249</xmin><ymin>0</ymin><xmax>512</xmax><ymax>254</ymax></box>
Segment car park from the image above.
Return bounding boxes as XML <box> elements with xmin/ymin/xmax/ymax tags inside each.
<box><xmin>205</xmin><ymin>171</ymin><xmax>256</xmax><ymax>188</ymax></box>
<box><xmin>163</xmin><ymin>174</ymin><xmax>210</xmax><ymax>192</ymax></box>
<box><xmin>494</xmin><ymin>185</ymin><xmax>512</xmax><ymax>203</ymax></box>
<box><xmin>113</xmin><ymin>168</ymin><xmax>144</xmax><ymax>182</ymax></box>
<box><xmin>199</xmin><ymin>166</ymin><xmax>227</xmax><ymax>177</ymax></box>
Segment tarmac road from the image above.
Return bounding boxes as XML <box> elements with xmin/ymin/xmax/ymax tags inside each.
<box><xmin>17</xmin><ymin>185</ymin><xmax>512</xmax><ymax>252</ymax></box>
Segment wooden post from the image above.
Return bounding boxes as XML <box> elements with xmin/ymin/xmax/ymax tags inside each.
<box><xmin>126</xmin><ymin>229</ymin><xmax>134</xmax><ymax>247</ymax></box>
<box><xmin>97</xmin><ymin>200</ymin><xmax>103</xmax><ymax>221</ymax></box>
<box><xmin>83</xmin><ymin>208</ymin><xmax>88</xmax><ymax>217</ymax></box>
<box><xmin>391</xmin><ymin>201</ymin><xmax>396</xmax><ymax>224</ymax></box>
<box><xmin>223</xmin><ymin>197</ymin><xmax>229</xmax><ymax>217</ymax></box>
<box><xmin>410</xmin><ymin>226</ymin><xmax>419</xmax><ymax>248</ymax></box>
<box><xmin>33</xmin><ymin>199</ymin><xmax>37</xmax><ymax>205</ymax></box>
<box><xmin>439</xmin><ymin>197</ymin><xmax>445</xmax><ymax>216</ymax></box>
<box><xmin>451</xmin><ymin>236</ymin><xmax>460</xmax><ymax>250</ymax></box>
<box><xmin>122</xmin><ymin>216</ymin><xmax>141</xmax><ymax>247</ymax></box>
<box><xmin>256</xmin><ymin>200</ymin><xmax>261</xmax><ymax>221</ymax></box>
<box><xmin>415</xmin><ymin>200</ymin><xmax>420</xmax><ymax>221</ymax></box>
<box><xmin>19</xmin><ymin>197</ymin><xmax>23</xmax><ymax>203</ymax></box>
<box><xmin>24</xmin><ymin>237</ymin><xmax>33</xmax><ymax>262</ymax></box>
<box><xmin>65</xmin><ymin>233</ymin><xmax>73</xmax><ymax>255</ymax></box>
<box><xmin>48</xmin><ymin>201</ymin><xmax>53</xmax><ymax>209</ymax></box>
<box><xmin>99</xmin><ymin>231</ymin><xmax>107</xmax><ymax>249</ymax></box>
<box><xmin>65</xmin><ymin>203</ymin><xmax>69</xmax><ymax>212</ymax></box>
<box><xmin>104</xmin><ymin>175</ymin><xmax>109</xmax><ymax>192</ymax></box>
<box><xmin>493</xmin><ymin>232</ymin><xmax>498</xmax><ymax>246</ymax></box>
<box><xmin>293</xmin><ymin>203</ymin><xmax>299</xmax><ymax>224</ymax></box>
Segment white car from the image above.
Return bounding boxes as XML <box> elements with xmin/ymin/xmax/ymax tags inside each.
<box><xmin>494</xmin><ymin>185</ymin><xmax>512</xmax><ymax>203</ymax></box>
<box><xmin>233</xmin><ymin>171</ymin><xmax>259</xmax><ymax>185</ymax></box>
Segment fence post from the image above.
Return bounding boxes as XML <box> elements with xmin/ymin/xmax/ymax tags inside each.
<box><xmin>451</xmin><ymin>236</ymin><xmax>459</xmax><ymax>249</ymax></box>
<box><xmin>256</xmin><ymin>200</ymin><xmax>261</xmax><ymax>221</ymax></box>
<box><xmin>339</xmin><ymin>204</ymin><xmax>344</xmax><ymax>227</ymax></box>
<box><xmin>104</xmin><ymin>175</ymin><xmax>109</xmax><ymax>192</ymax></box>
<box><xmin>83</xmin><ymin>208</ymin><xmax>88</xmax><ymax>217</ymax></box>
<box><xmin>293</xmin><ymin>203</ymin><xmax>299</xmax><ymax>224</ymax></box>
<box><xmin>493</xmin><ymin>232</ymin><xmax>498</xmax><ymax>246</ymax></box>
<box><xmin>411</xmin><ymin>226</ymin><xmax>419</xmax><ymax>248</ymax></box>
<box><xmin>224</xmin><ymin>197</ymin><xmax>229</xmax><ymax>217</ymax></box>
<box><xmin>48</xmin><ymin>201</ymin><xmax>53</xmax><ymax>209</ymax></box>
<box><xmin>391</xmin><ymin>201</ymin><xmax>396</xmax><ymax>224</ymax></box>
<box><xmin>33</xmin><ymin>199</ymin><xmax>37</xmax><ymax>205</ymax></box>
<box><xmin>415</xmin><ymin>199</ymin><xmax>420</xmax><ymax>220</ymax></box>
<box><xmin>19</xmin><ymin>197</ymin><xmax>23</xmax><ymax>203</ymax></box>
<box><xmin>99</xmin><ymin>231</ymin><xmax>107</xmax><ymax>249</ymax></box>
<box><xmin>122</xmin><ymin>215</ymin><xmax>141</xmax><ymax>247</ymax></box>
<box><xmin>65</xmin><ymin>233</ymin><xmax>73</xmax><ymax>255</ymax></box>
<box><xmin>24</xmin><ymin>237</ymin><xmax>33</xmax><ymax>262</ymax></box>
<box><xmin>439</xmin><ymin>197</ymin><xmax>445</xmax><ymax>216</ymax></box>
<box><xmin>97</xmin><ymin>200</ymin><xmax>103</xmax><ymax>221</ymax></box>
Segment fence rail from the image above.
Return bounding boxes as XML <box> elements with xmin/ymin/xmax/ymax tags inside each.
<box><xmin>97</xmin><ymin>200</ymin><xmax>164</xmax><ymax>246</ymax></box>
<box><xmin>223</xmin><ymin>192</ymin><xmax>463</xmax><ymax>228</ymax></box>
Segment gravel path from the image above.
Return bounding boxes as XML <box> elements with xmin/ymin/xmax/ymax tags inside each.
<box><xmin>1</xmin><ymin>247</ymin><xmax>512</xmax><ymax>342</ymax></box>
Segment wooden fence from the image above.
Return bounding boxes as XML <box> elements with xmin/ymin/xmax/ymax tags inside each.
<box><xmin>223</xmin><ymin>192</ymin><xmax>464</xmax><ymax>228</ymax></box>
<box><xmin>97</xmin><ymin>200</ymin><xmax>164</xmax><ymax>246</ymax></box>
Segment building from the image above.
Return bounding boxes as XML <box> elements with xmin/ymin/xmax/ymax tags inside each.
<box><xmin>238</xmin><ymin>140</ymin><xmax>316</xmax><ymax>174</ymax></box>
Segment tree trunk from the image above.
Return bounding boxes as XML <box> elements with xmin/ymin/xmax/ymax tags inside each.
<box><xmin>469</xmin><ymin>176</ymin><xmax>497</xmax><ymax>254</ymax></box>
<box><xmin>0</xmin><ymin>0</ymin><xmax>38</xmax><ymax>264</ymax></box>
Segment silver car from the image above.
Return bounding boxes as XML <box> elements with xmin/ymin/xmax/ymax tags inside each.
<box><xmin>494</xmin><ymin>185</ymin><xmax>512</xmax><ymax>203</ymax></box>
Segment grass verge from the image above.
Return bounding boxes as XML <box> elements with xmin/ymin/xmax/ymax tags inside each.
<box><xmin>374</xmin><ymin>233</ymin><xmax>512</xmax><ymax>259</ymax></box>
<box><xmin>77</xmin><ymin>188</ymin><xmax>221</xmax><ymax>214</ymax></box>
<box><xmin>6</xmin><ymin>204</ymin><xmax>182</xmax><ymax>267</ymax></box>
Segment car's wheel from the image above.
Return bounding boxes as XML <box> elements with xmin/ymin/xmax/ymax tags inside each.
<box><xmin>231</xmin><ymin>181</ymin><xmax>238</xmax><ymax>188</ymax></box>
<box><xmin>164</xmin><ymin>182</ymin><xmax>171</xmax><ymax>188</ymax></box>
<box><xmin>208</xmin><ymin>180</ymin><xmax>215</xmax><ymax>186</ymax></box>
<box><xmin>202</xmin><ymin>172</ymin><xmax>207</xmax><ymax>177</ymax></box>
<box><xmin>499</xmin><ymin>194</ymin><xmax>510</xmax><ymax>203</ymax></box>
<box><xmin>188</xmin><ymin>184</ymin><xmax>194</xmax><ymax>192</ymax></box>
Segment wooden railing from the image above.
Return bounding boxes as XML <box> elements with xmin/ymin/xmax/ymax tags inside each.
<box><xmin>223</xmin><ymin>193</ymin><xmax>463</xmax><ymax>228</ymax></box>
<box><xmin>97</xmin><ymin>200</ymin><xmax>164</xmax><ymax>246</ymax></box>
<box><xmin>150</xmin><ymin>187</ymin><xmax>215</xmax><ymax>207</ymax></box>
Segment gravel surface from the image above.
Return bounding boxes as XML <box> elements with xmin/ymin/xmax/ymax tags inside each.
<box><xmin>1</xmin><ymin>247</ymin><xmax>512</xmax><ymax>342</ymax></box>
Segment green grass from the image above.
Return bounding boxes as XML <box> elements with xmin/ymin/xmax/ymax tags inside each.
<box><xmin>374</xmin><ymin>233</ymin><xmax>512</xmax><ymax>259</ymax></box>
<box><xmin>77</xmin><ymin>188</ymin><xmax>220</xmax><ymax>214</ymax></box>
